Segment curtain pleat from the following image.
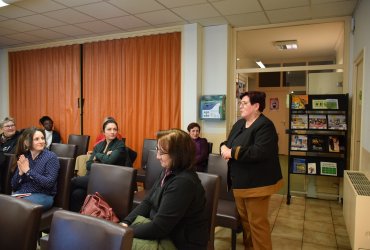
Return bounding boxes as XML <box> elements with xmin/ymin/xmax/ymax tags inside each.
<box><xmin>83</xmin><ymin>32</ymin><xmax>181</xmax><ymax>167</ymax></box>
<box><xmin>9</xmin><ymin>45</ymin><xmax>81</xmax><ymax>142</ymax></box>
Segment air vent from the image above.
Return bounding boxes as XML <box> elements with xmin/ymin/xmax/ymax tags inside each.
<box><xmin>347</xmin><ymin>172</ymin><xmax>370</xmax><ymax>196</ymax></box>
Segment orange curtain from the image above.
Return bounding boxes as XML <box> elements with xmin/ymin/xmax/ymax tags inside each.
<box><xmin>83</xmin><ymin>32</ymin><xmax>181</xmax><ymax>167</ymax></box>
<box><xmin>9</xmin><ymin>45</ymin><xmax>81</xmax><ymax>141</ymax></box>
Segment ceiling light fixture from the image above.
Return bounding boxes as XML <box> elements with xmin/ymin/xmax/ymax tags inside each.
<box><xmin>256</xmin><ymin>60</ymin><xmax>265</xmax><ymax>68</ymax></box>
<box><xmin>0</xmin><ymin>1</ymin><xmax>9</xmax><ymax>7</ymax></box>
<box><xmin>0</xmin><ymin>0</ymin><xmax>21</xmax><ymax>8</ymax></box>
<box><xmin>273</xmin><ymin>40</ymin><xmax>298</xmax><ymax>50</ymax></box>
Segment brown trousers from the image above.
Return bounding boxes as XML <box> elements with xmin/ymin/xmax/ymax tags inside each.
<box><xmin>234</xmin><ymin>195</ymin><xmax>272</xmax><ymax>250</ymax></box>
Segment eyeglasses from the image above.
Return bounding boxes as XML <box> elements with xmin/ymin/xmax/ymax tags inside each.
<box><xmin>3</xmin><ymin>124</ymin><xmax>15</xmax><ymax>129</ymax></box>
<box><xmin>238</xmin><ymin>101</ymin><xmax>250</xmax><ymax>106</ymax></box>
<box><xmin>155</xmin><ymin>146</ymin><xmax>168</xmax><ymax>156</ymax></box>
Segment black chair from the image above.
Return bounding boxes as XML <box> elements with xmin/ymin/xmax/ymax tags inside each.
<box><xmin>67</xmin><ymin>134</ymin><xmax>90</xmax><ymax>157</ymax></box>
<box><xmin>0</xmin><ymin>153</ymin><xmax>15</xmax><ymax>195</ymax></box>
<box><xmin>39</xmin><ymin>157</ymin><xmax>76</xmax><ymax>233</ymax></box>
<box><xmin>50</xmin><ymin>143</ymin><xmax>78</xmax><ymax>159</ymax></box>
<box><xmin>208</xmin><ymin>142</ymin><xmax>213</xmax><ymax>154</ymax></box>
<box><xmin>133</xmin><ymin>149</ymin><xmax>162</xmax><ymax>208</ymax></box>
<box><xmin>136</xmin><ymin>138</ymin><xmax>157</xmax><ymax>183</ymax></box>
<box><xmin>197</xmin><ymin>172</ymin><xmax>220</xmax><ymax>250</ymax></box>
<box><xmin>0</xmin><ymin>194</ymin><xmax>43</xmax><ymax>250</ymax></box>
<box><xmin>45</xmin><ymin>210</ymin><xmax>133</xmax><ymax>250</ymax></box>
<box><xmin>207</xmin><ymin>153</ymin><xmax>242</xmax><ymax>250</ymax></box>
<box><xmin>88</xmin><ymin>163</ymin><xmax>137</xmax><ymax>220</ymax></box>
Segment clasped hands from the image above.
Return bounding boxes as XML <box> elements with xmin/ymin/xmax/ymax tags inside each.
<box><xmin>17</xmin><ymin>155</ymin><xmax>30</xmax><ymax>175</ymax></box>
<box><xmin>220</xmin><ymin>145</ymin><xmax>231</xmax><ymax>160</ymax></box>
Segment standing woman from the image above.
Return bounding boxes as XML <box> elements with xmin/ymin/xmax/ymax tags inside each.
<box><xmin>11</xmin><ymin>127</ymin><xmax>60</xmax><ymax>211</ymax></box>
<box><xmin>220</xmin><ymin>91</ymin><xmax>283</xmax><ymax>250</ymax></box>
<box><xmin>69</xmin><ymin>119</ymin><xmax>126</xmax><ymax>212</ymax></box>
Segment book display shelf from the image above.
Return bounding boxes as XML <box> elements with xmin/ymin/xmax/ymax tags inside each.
<box><xmin>287</xmin><ymin>94</ymin><xmax>348</xmax><ymax>204</ymax></box>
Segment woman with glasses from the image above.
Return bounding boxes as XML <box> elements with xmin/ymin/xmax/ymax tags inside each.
<box><xmin>121</xmin><ymin>129</ymin><xmax>208</xmax><ymax>249</ymax></box>
<box><xmin>0</xmin><ymin>117</ymin><xmax>21</xmax><ymax>154</ymax></box>
<box><xmin>69</xmin><ymin>119</ymin><xmax>126</xmax><ymax>212</ymax></box>
<box><xmin>220</xmin><ymin>91</ymin><xmax>283</xmax><ymax>250</ymax></box>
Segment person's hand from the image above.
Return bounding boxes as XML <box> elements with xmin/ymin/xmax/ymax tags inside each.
<box><xmin>106</xmin><ymin>150</ymin><xmax>113</xmax><ymax>155</ymax></box>
<box><xmin>220</xmin><ymin>145</ymin><xmax>232</xmax><ymax>160</ymax></box>
<box><xmin>17</xmin><ymin>155</ymin><xmax>30</xmax><ymax>175</ymax></box>
<box><xmin>120</xmin><ymin>222</ymin><xmax>128</xmax><ymax>227</ymax></box>
<box><xmin>87</xmin><ymin>151</ymin><xmax>92</xmax><ymax>156</ymax></box>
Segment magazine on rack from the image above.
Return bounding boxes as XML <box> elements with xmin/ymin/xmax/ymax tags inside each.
<box><xmin>328</xmin><ymin>114</ymin><xmax>347</xmax><ymax>130</ymax></box>
<box><xmin>328</xmin><ymin>135</ymin><xmax>345</xmax><ymax>152</ymax></box>
<box><xmin>320</xmin><ymin>162</ymin><xmax>337</xmax><ymax>176</ymax></box>
<box><xmin>292</xmin><ymin>158</ymin><xmax>306</xmax><ymax>173</ymax></box>
<box><xmin>308</xmin><ymin>114</ymin><xmax>327</xmax><ymax>129</ymax></box>
<box><xmin>308</xmin><ymin>135</ymin><xmax>326</xmax><ymax>152</ymax></box>
<box><xmin>290</xmin><ymin>135</ymin><xmax>308</xmax><ymax>151</ymax></box>
<box><xmin>307</xmin><ymin>163</ymin><xmax>317</xmax><ymax>174</ymax></box>
<box><xmin>291</xmin><ymin>114</ymin><xmax>308</xmax><ymax>129</ymax></box>
<box><xmin>291</xmin><ymin>95</ymin><xmax>308</xmax><ymax>109</ymax></box>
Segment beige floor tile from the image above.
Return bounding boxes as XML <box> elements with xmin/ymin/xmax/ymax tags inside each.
<box><xmin>331</xmin><ymin>206</ymin><xmax>343</xmax><ymax>217</ymax></box>
<box><xmin>305</xmin><ymin>204</ymin><xmax>331</xmax><ymax>215</ymax></box>
<box><xmin>304</xmin><ymin>210</ymin><xmax>333</xmax><ymax>224</ymax></box>
<box><xmin>336</xmin><ymin>234</ymin><xmax>352</xmax><ymax>249</ymax></box>
<box><xmin>303</xmin><ymin>229</ymin><xmax>337</xmax><ymax>248</ymax></box>
<box><xmin>283</xmin><ymin>195</ymin><xmax>306</xmax><ymax>206</ymax></box>
<box><xmin>271</xmin><ymin>235</ymin><xmax>302</xmax><ymax>250</ymax></box>
<box><xmin>304</xmin><ymin>220</ymin><xmax>335</xmax><ymax>234</ymax></box>
<box><xmin>278</xmin><ymin>204</ymin><xmax>305</xmax><ymax>220</ymax></box>
<box><xmin>332</xmin><ymin>215</ymin><xmax>346</xmax><ymax>226</ymax></box>
<box><xmin>271</xmin><ymin>217</ymin><xmax>304</xmax><ymax>241</ymax></box>
<box><xmin>329</xmin><ymin>200</ymin><xmax>343</xmax><ymax>209</ymax></box>
<box><xmin>302</xmin><ymin>242</ymin><xmax>337</xmax><ymax>250</ymax></box>
<box><xmin>305</xmin><ymin>198</ymin><xmax>330</xmax><ymax>207</ymax></box>
<box><xmin>214</xmin><ymin>227</ymin><xmax>244</xmax><ymax>250</ymax></box>
<box><xmin>334</xmin><ymin>223</ymin><xmax>349</xmax><ymax>237</ymax></box>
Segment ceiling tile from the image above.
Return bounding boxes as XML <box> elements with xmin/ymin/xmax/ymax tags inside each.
<box><xmin>193</xmin><ymin>16</ymin><xmax>229</xmax><ymax>27</ymax></box>
<box><xmin>157</xmin><ymin>0</ymin><xmax>207</xmax><ymax>8</ymax></box>
<box><xmin>0</xmin><ymin>26</ymin><xmax>16</xmax><ymax>35</ymax></box>
<box><xmin>18</xmin><ymin>14</ymin><xmax>66</xmax><ymax>28</ymax></box>
<box><xmin>6</xmin><ymin>32</ymin><xmax>44</xmax><ymax>43</ymax></box>
<box><xmin>136</xmin><ymin>10</ymin><xmax>183</xmax><ymax>25</ymax></box>
<box><xmin>266</xmin><ymin>6</ymin><xmax>311</xmax><ymax>23</ymax></box>
<box><xmin>50</xmin><ymin>25</ymin><xmax>92</xmax><ymax>36</ymax></box>
<box><xmin>311</xmin><ymin>1</ymin><xmax>357</xmax><ymax>18</ymax></box>
<box><xmin>25</xmin><ymin>29</ymin><xmax>67</xmax><ymax>40</ymax></box>
<box><xmin>104</xmin><ymin>15</ymin><xmax>150</xmax><ymax>30</ymax></box>
<box><xmin>0</xmin><ymin>19</ymin><xmax>39</xmax><ymax>32</ymax></box>
<box><xmin>0</xmin><ymin>16</ymin><xmax>7</xmax><ymax>21</ymax></box>
<box><xmin>44</xmin><ymin>8</ymin><xmax>95</xmax><ymax>24</ymax></box>
<box><xmin>226</xmin><ymin>12</ymin><xmax>269</xmax><ymax>27</ymax></box>
<box><xmin>259</xmin><ymin>0</ymin><xmax>309</xmax><ymax>10</ymax></box>
<box><xmin>14</xmin><ymin>0</ymin><xmax>66</xmax><ymax>13</ymax></box>
<box><xmin>75</xmin><ymin>2</ymin><xmax>129</xmax><ymax>19</ymax></box>
<box><xmin>0</xmin><ymin>36</ymin><xmax>24</xmax><ymax>46</ymax></box>
<box><xmin>0</xmin><ymin>5</ymin><xmax>35</xmax><ymax>18</ymax></box>
<box><xmin>172</xmin><ymin>3</ymin><xmax>220</xmax><ymax>20</ymax></box>
<box><xmin>53</xmin><ymin>0</ymin><xmax>102</xmax><ymax>7</ymax></box>
<box><xmin>108</xmin><ymin>0</ymin><xmax>164</xmax><ymax>14</ymax></box>
<box><xmin>212</xmin><ymin>0</ymin><xmax>262</xmax><ymax>15</ymax></box>
<box><xmin>75</xmin><ymin>20</ymin><xmax>121</xmax><ymax>33</ymax></box>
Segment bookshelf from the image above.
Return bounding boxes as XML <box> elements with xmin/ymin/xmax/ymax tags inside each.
<box><xmin>287</xmin><ymin>94</ymin><xmax>348</xmax><ymax>204</ymax></box>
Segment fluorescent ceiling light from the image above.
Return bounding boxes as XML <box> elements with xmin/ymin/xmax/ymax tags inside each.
<box><xmin>256</xmin><ymin>60</ymin><xmax>265</xmax><ymax>68</ymax></box>
<box><xmin>0</xmin><ymin>1</ymin><xmax>9</xmax><ymax>7</ymax></box>
<box><xmin>274</xmin><ymin>40</ymin><xmax>298</xmax><ymax>50</ymax></box>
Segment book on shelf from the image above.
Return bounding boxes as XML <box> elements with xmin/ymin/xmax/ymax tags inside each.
<box><xmin>328</xmin><ymin>135</ymin><xmax>345</xmax><ymax>152</ymax></box>
<box><xmin>291</xmin><ymin>114</ymin><xmax>308</xmax><ymax>129</ymax></box>
<box><xmin>307</xmin><ymin>162</ymin><xmax>317</xmax><ymax>174</ymax></box>
<box><xmin>308</xmin><ymin>135</ymin><xmax>326</xmax><ymax>152</ymax></box>
<box><xmin>308</xmin><ymin>114</ymin><xmax>327</xmax><ymax>129</ymax></box>
<box><xmin>291</xmin><ymin>135</ymin><xmax>308</xmax><ymax>151</ymax></box>
<box><xmin>320</xmin><ymin>162</ymin><xmax>337</xmax><ymax>176</ymax></box>
<box><xmin>291</xmin><ymin>95</ymin><xmax>308</xmax><ymax>109</ymax></box>
<box><xmin>328</xmin><ymin>114</ymin><xmax>347</xmax><ymax>130</ymax></box>
<box><xmin>292</xmin><ymin>158</ymin><xmax>306</xmax><ymax>173</ymax></box>
<box><xmin>312</xmin><ymin>99</ymin><xmax>339</xmax><ymax>109</ymax></box>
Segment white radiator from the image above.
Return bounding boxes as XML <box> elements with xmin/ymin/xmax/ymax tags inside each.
<box><xmin>343</xmin><ymin>170</ymin><xmax>370</xmax><ymax>250</ymax></box>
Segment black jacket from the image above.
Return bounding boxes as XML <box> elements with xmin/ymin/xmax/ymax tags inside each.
<box><xmin>0</xmin><ymin>131</ymin><xmax>21</xmax><ymax>153</ymax></box>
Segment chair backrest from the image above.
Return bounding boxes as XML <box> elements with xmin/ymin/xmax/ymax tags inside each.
<box><xmin>208</xmin><ymin>142</ymin><xmax>213</xmax><ymax>154</ymax></box>
<box><xmin>207</xmin><ymin>153</ymin><xmax>234</xmax><ymax>201</ymax></box>
<box><xmin>0</xmin><ymin>194</ymin><xmax>43</xmax><ymax>250</ymax></box>
<box><xmin>141</xmin><ymin>139</ymin><xmax>157</xmax><ymax>169</ymax></box>
<box><xmin>144</xmin><ymin>150</ymin><xmax>163</xmax><ymax>190</ymax></box>
<box><xmin>50</xmin><ymin>143</ymin><xmax>78</xmax><ymax>159</ymax></box>
<box><xmin>48</xmin><ymin>210</ymin><xmax>133</xmax><ymax>250</ymax></box>
<box><xmin>67</xmin><ymin>134</ymin><xmax>90</xmax><ymax>157</ymax></box>
<box><xmin>88</xmin><ymin>163</ymin><xmax>137</xmax><ymax>220</ymax></box>
<box><xmin>54</xmin><ymin>157</ymin><xmax>76</xmax><ymax>209</ymax></box>
<box><xmin>0</xmin><ymin>153</ymin><xmax>15</xmax><ymax>195</ymax></box>
<box><xmin>197</xmin><ymin>172</ymin><xmax>220</xmax><ymax>250</ymax></box>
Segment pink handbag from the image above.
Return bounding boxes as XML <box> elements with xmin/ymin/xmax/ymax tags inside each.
<box><xmin>80</xmin><ymin>192</ymin><xmax>119</xmax><ymax>223</ymax></box>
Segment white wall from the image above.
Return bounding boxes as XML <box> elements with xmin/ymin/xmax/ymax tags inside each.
<box><xmin>353</xmin><ymin>0</ymin><xmax>370</xmax><ymax>173</ymax></box>
<box><xmin>0</xmin><ymin>49</ymin><xmax>9</xmax><ymax>119</ymax></box>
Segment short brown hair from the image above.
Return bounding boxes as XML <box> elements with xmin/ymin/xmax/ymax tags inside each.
<box><xmin>240</xmin><ymin>91</ymin><xmax>266</xmax><ymax>112</ymax></box>
<box><xmin>187</xmin><ymin>122</ymin><xmax>201</xmax><ymax>132</ymax></box>
<box><xmin>157</xmin><ymin>129</ymin><xmax>195</xmax><ymax>171</ymax></box>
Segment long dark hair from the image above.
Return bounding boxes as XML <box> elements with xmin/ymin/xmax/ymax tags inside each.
<box><xmin>15</xmin><ymin>127</ymin><xmax>45</xmax><ymax>158</ymax></box>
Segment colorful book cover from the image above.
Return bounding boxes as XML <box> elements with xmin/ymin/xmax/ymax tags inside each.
<box><xmin>309</xmin><ymin>114</ymin><xmax>327</xmax><ymax>129</ymax></box>
<box><xmin>292</xmin><ymin>158</ymin><xmax>306</xmax><ymax>173</ymax></box>
<box><xmin>328</xmin><ymin>114</ymin><xmax>347</xmax><ymax>130</ymax></box>
<box><xmin>308</xmin><ymin>135</ymin><xmax>326</xmax><ymax>151</ymax></box>
<box><xmin>291</xmin><ymin>95</ymin><xmax>308</xmax><ymax>109</ymax></box>
<box><xmin>328</xmin><ymin>135</ymin><xmax>345</xmax><ymax>152</ymax></box>
<box><xmin>291</xmin><ymin>135</ymin><xmax>308</xmax><ymax>151</ymax></box>
<box><xmin>320</xmin><ymin>162</ymin><xmax>337</xmax><ymax>176</ymax></box>
<box><xmin>307</xmin><ymin>163</ymin><xmax>317</xmax><ymax>174</ymax></box>
<box><xmin>291</xmin><ymin>114</ymin><xmax>308</xmax><ymax>129</ymax></box>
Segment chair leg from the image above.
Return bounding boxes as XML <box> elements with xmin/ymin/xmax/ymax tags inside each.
<box><xmin>231</xmin><ymin>229</ymin><xmax>237</xmax><ymax>250</ymax></box>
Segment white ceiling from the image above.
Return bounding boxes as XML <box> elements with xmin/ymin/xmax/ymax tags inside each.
<box><xmin>0</xmin><ymin>0</ymin><xmax>358</xmax><ymax>61</ymax></box>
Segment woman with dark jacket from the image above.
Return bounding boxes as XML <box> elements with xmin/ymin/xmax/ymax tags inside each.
<box><xmin>220</xmin><ymin>91</ymin><xmax>283</xmax><ymax>250</ymax></box>
<box><xmin>121</xmin><ymin>129</ymin><xmax>208</xmax><ymax>250</ymax></box>
<box><xmin>69</xmin><ymin>119</ymin><xmax>126</xmax><ymax>212</ymax></box>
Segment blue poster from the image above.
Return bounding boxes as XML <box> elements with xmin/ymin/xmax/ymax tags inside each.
<box><xmin>200</xmin><ymin>95</ymin><xmax>226</xmax><ymax>120</ymax></box>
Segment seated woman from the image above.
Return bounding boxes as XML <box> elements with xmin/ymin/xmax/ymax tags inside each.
<box><xmin>70</xmin><ymin>119</ymin><xmax>126</xmax><ymax>212</ymax></box>
<box><xmin>187</xmin><ymin>122</ymin><xmax>209</xmax><ymax>172</ymax></box>
<box><xmin>121</xmin><ymin>129</ymin><xmax>208</xmax><ymax>249</ymax></box>
<box><xmin>11</xmin><ymin>127</ymin><xmax>60</xmax><ymax>211</ymax></box>
<box><xmin>39</xmin><ymin>116</ymin><xmax>61</xmax><ymax>149</ymax></box>
<box><xmin>0</xmin><ymin>116</ymin><xmax>22</xmax><ymax>154</ymax></box>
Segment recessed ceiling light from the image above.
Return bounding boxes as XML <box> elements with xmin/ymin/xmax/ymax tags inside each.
<box><xmin>256</xmin><ymin>60</ymin><xmax>265</xmax><ymax>68</ymax></box>
<box><xmin>273</xmin><ymin>40</ymin><xmax>298</xmax><ymax>50</ymax></box>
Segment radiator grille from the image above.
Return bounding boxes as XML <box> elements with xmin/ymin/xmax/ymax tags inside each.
<box><xmin>347</xmin><ymin>172</ymin><xmax>370</xmax><ymax>196</ymax></box>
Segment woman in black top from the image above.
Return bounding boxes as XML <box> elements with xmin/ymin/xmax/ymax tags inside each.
<box><xmin>121</xmin><ymin>129</ymin><xmax>208</xmax><ymax>250</ymax></box>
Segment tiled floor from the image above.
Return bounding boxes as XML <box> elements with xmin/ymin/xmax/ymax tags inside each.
<box><xmin>214</xmin><ymin>194</ymin><xmax>352</xmax><ymax>250</ymax></box>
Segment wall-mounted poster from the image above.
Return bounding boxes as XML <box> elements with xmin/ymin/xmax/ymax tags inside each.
<box><xmin>270</xmin><ymin>98</ymin><xmax>279</xmax><ymax>110</ymax></box>
<box><xmin>200</xmin><ymin>95</ymin><xmax>226</xmax><ymax>120</ymax></box>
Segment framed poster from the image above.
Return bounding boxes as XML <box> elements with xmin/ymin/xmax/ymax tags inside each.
<box><xmin>200</xmin><ymin>95</ymin><xmax>226</xmax><ymax>120</ymax></box>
